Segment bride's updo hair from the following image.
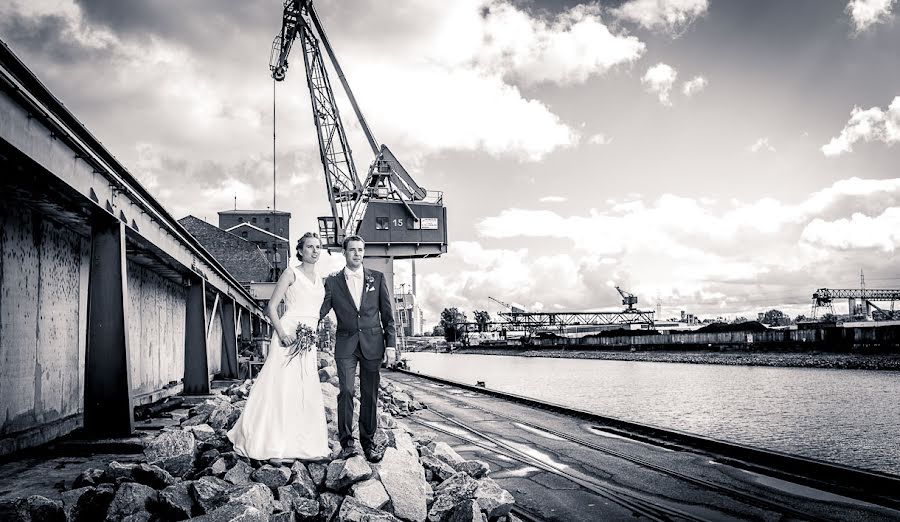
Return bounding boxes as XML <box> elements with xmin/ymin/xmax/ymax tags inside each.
<box><xmin>295</xmin><ymin>232</ymin><xmax>320</xmax><ymax>262</ymax></box>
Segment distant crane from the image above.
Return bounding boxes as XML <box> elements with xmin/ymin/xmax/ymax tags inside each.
<box><xmin>489</xmin><ymin>296</ymin><xmax>525</xmax><ymax>314</ymax></box>
<box><xmin>615</xmin><ymin>286</ymin><xmax>638</xmax><ymax>312</ymax></box>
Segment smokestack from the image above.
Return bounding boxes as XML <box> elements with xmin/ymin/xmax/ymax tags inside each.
<box><xmin>412</xmin><ymin>260</ymin><xmax>417</xmax><ymax>295</ymax></box>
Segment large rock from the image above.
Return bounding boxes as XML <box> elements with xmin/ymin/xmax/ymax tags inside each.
<box><xmin>307</xmin><ymin>462</ymin><xmax>327</xmax><ymax>490</ymax></box>
<box><xmin>144</xmin><ymin>430</ymin><xmax>196</xmax><ymax>477</ymax></box>
<box><xmin>428</xmin><ymin>473</ymin><xmax>480</xmax><ymax>522</ymax></box>
<box><xmin>277</xmin><ymin>485</ymin><xmax>320</xmax><ymax>519</ymax></box>
<box><xmin>159</xmin><ymin>482</ymin><xmax>196</xmax><ymax>521</ymax></box>
<box><xmin>133</xmin><ymin>463</ymin><xmax>178</xmax><ymax>489</ymax></box>
<box><xmin>72</xmin><ymin>468</ymin><xmax>105</xmax><ymax>489</ymax></box>
<box><xmin>473</xmin><ymin>478</ymin><xmax>514</xmax><ymax>519</ymax></box>
<box><xmin>289</xmin><ymin>461</ymin><xmax>318</xmax><ymax>498</ymax></box>
<box><xmin>453</xmin><ymin>461</ymin><xmax>489</xmax><ymax>480</ymax></box>
<box><xmin>336</xmin><ymin>496</ymin><xmax>401</xmax><ymax>522</ymax></box>
<box><xmin>319</xmin><ymin>492</ymin><xmax>343</xmax><ymax>522</ymax></box>
<box><xmin>224</xmin><ymin>460</ymin><xmax>254</xmax><ymax>485</ymax></box>
<box><xmin>367</xmin><ymin>430</ymin><xmax>389</xmax><ymax>462</ymax></box>
<box><xmin>207</xmin><ymin>401</ymin><xmax>239</xmax><ymax>431</ymax></box>
<box><xmin>446</xmin><ymin>499</ymin><xmax>485</xmax><ymax>522</ymax></box>
<box><xmin>325</xmin><ymin>456</ymin><xmax>372</xmax><ymax>491</ymax></box>
<box><xmin>420</xmin><ymin>455</ymin><xmax>457</xmax><ymax>482</ymax></box>
<box><xmin>104</xmin><ymin>461</ymin><xmax>137</xmax><ymax>482</ymax></box>
<box><xmin>251</xmin><ymin>464</ymin><xmax>292</xmax><ymax>490</ymax></box>
<box><xmin>429</xmin><ymin>442</ymin><xmax>465</xmax><ymax>469</ymax></box>
<box><xmin>0</xmin><ymin>495</ymin><xmax>65</xmax><ymax>522</ymax></box>
<box><xmin>187</xmin><ymin>424</ymin><xmax>217</xmax><ymax>441</ymax></box>
<box><xmin>390</xmin><ymin>429</ymin><xmax>417</xmax><ymax>459</ymax></box>
<box><xmin>61</xmin><ymin>486</ymin><xmax>114</xmax><ymax>522</ymax></box>
<box><xmin>319</xmin><ymin>366</ymin><xmax>337</xmax><ymax>382</ymax></box>
<box><xmin>191</xmin><ymin>503</ymin><xmax>267</xmax><ymax>522</ymax></box>
<box><xmin>376</xmin><ymin>447</ymin><xmax>427</xmax><ymax>522</ymax></box>
<box><xmin>192</xmin><ymin>476</ymin><xmax>230</xmax><ymax>514</ymax></box>
<box><xmin>350</xmin><ymin>479</ymin><xmax>390</xmax><ymax>510</ymax></box>
<box><xmin>106</xmin><ymin>483</ymin><xmax>157</xmax><ymax>521</ymax></box>
<box><xmin>226</xmin><ymin>483</ymin><xmax>275</xmax><ymax>514</ymax></box>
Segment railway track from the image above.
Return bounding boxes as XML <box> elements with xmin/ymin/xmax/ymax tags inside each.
<box><xmin>387</xmin><ymin>371</ymin><xmax>900</xmax><ymax>521</ymax></box>
<box><xmin>394</xmin><ymin>377</ymin><xmax>831</xmax><ymax>522</ymax></box>
<box><xmin>390</xmin><ymin>368</ymin><xmax>900</xmax><ymax>512</ymax></box>
<box><xmin>405</xmin><ymin>407</ymin><xmax>714</xmax><ymax>521</ymax></box>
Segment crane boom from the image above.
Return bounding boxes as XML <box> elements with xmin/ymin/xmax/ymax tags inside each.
<box><xmin>615</xmin><ymin>286</ymin><xmax>638</xmax><ymax>311</ymax></box>
<box><xmin>269</xmin><ymin>0</ymin><xmax>447</xmax><ymax>258</ymax></box>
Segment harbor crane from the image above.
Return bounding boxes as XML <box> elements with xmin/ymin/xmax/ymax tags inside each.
<box><xmin>489</xmin><ymin>296</ymin><xmax>525</xmax><ymax>314</ymax></box>
<box><xmin>269</xmin><ymin>0</ymin><xmax>447</xmax><ymax>261</ymax></box>
<box><xmin>615</xmin><ymin>286</ymin><xmax>638</xmax><ymax>311</ymax></box>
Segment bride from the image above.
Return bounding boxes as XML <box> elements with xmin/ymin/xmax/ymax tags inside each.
<box><xmin>227</xmin><ymin>232</ymin><xmax>330</xmax><ymax>463</ymax></box>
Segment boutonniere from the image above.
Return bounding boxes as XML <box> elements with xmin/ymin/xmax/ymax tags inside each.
<box><xmin>365</xmin><ymin>275</ymin><xmax>375</xmax><ymax>292</ymax></box>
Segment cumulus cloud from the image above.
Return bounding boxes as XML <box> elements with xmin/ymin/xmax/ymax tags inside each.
<box><xmin>681</xmin><ymin>75</ymin><xmax>708</xmax><ymax>96</ymax></box>
<box><xmin>474</xmin><ymin>3</ymin><xmax>646</xmax><ymax>87</ymax></box>
<box><xmin>846</xmin><ymin>0</ymin><xmax>897</xmax><ymax>33</ymax></box>
<box><xmin>539</xmin><ymin>196</ymin><xmax>568</xmax><ymax>203</ymax></box>
<box><xmin>587</xmin><ymin>133</ymin><xmax>613</xmax><ymax>145</ymax></box>
<box><xmin>803</xmin><ymin>208</ymin><xmax>900</xmax><ymax>251</ymax></box>
<box><xmin>748</xmin><ymin>137</ymin><xmax>776</xmax><ymax>153</ymax></box>
<box><xmin>821</xmin><ymin>96</ymin><xmax>900</xmax><ymax>156</ymax></box>
<box><xmin>612</xmin><ymin>0</ymin><xmax>710</xmax><ymax>36</ymax></box>
<box><xmin>458</xmin><ymin>177</ymin><xmax>900</xmax><ymax>320</ymax></box>
<box><xmin>641</xmin><ymin>63</ymin><xmax>678</xmax><ymax>105</ymax></box>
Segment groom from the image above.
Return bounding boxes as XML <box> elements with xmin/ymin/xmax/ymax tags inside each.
<box><xmin>320</xmin><ymin>235</ymin><xmax>395</xmax><ymax>461</ymax></box>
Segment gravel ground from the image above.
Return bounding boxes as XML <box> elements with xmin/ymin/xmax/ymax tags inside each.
<box><xmin>448</xmin><ymin>348</ymin><xmax>900</xmax><ymax>370</ymax></box>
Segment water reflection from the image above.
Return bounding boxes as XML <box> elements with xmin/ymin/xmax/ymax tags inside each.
<box><xmin>404</xmin><ymin>352</ymin><xmax>900</xmax><ymax>475</ymax></box>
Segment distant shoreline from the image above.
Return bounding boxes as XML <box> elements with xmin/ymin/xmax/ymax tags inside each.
<box><xmin>438</xmin><ymin>348</ymin><xmax>900</xmax><ymax>371</ymax></box>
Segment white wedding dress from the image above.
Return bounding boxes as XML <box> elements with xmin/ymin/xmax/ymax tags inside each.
<box><xmin>227</xmin><ymin>266</ymin><xmax>330</xmax><ymax>460</ymax></box>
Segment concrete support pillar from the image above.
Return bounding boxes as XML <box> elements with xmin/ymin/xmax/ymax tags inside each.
<box><xmin>220</xmin><ymin>298</ymin><xmax>239</xmax><ymax>379</ymax></box>
<box><xmin>184</xmin><ymin>277</ymin><xmax>210</xmax><ymax>395</ymax></box>
<box><xmin>239</xmin><ymin>307</ymin><xmax>252</xmax><ymax>342</ymax></box>
<box><xmin>84</xmin><ymin>216</ymin><xmax>134</xmax><ymax>436</ymax></box>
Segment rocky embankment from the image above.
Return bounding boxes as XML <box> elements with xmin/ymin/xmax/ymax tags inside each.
<box><xmin>451</xmin><ymin>348</ymin><xmax>900</xmax><ymax>370</ymax></box>
<box><xmin>1</xmin><ymin>351</ymin><xmax>517</xmax><ymax>522</ymax></box>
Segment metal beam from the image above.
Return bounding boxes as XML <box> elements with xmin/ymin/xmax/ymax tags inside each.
<box><xmin>84</xmin><ymin>216</ymin><xmax>134</xmax><ymax>436</ymax></box>
<box><xmin>0</xmin><ymin>47</ymin><xmax>263</xmax><ymax>316</ymax></box>
<box><xmin>220</xmin><ymin>298</ymin><xmax>239</xmax><ymax>379</ymax></box>
<box><xmin>184</xmin><ymin>278</ymin><xmax>209</xmax><ymax>395</ymax></box>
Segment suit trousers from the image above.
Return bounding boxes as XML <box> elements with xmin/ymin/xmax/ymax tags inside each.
<box><xmin>335</xmin><ymin>346</ymin><xmax>381</xmax><ymax>448</ymax></box>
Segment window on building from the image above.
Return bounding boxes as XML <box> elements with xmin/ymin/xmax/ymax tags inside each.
<box><xmin>279</xmin><ymin>228</ymin><xmax>284</xmax><ymax>234</ymax></box>
<box><xmin>375</xmin><ymin>217</ymin><xmax>389</xmax><ymax>230</ymax></box>
<box><xmin>252</xmin><ymin>217</ymin><xmax>257</xmax><ymax>224</ymax></box>
<box><xmin>265</xmin><ymin>217</ymin><xmax>270</xmax><ymax>223</ymax></box>
<box><xmin>238</xmin><ymin>217</ymin><xmax>244</xmax><ymax>222</ymax></box>
<box><xmin>241</xmin><ymin>231</ymin><xmax>248</xmax><ymax>238</ymax></box>
<box><xmin>265</xmin><ymin>227</ymin><xmax>270</xmax><ymax>232</ymax></box>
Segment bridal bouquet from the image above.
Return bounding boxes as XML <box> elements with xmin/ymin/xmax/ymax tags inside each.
<box><xmin>284</xmin><ymin>323</ymin><xmax>317</xmax><ymax>364</ymax></box>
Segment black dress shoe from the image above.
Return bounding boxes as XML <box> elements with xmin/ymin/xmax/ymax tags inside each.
<box><xmin>362</xmin><ymin>446</ymin><xmax>382</xmax><ymax>463</ymax></box>
<box><xmin>337</xmin><ymin>444</ymin><xmax>361</xmax><ymax>459</ymax></box>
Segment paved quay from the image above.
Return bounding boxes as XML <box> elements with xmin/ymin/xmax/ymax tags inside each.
<box><xmin>384</xmin><ymin>370</ymin><xmax>900</xmax><ymax>521</ymax></box>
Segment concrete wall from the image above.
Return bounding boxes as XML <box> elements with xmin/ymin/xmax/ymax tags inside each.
<box><xmin>1</xmin><ymin>201</ymin><xmax>238</xmax><ymax>455</ymax></box>
<box><xmin>126</xmin><ymin>263</ymin><xmax>186</xmax><ymax>400</ymax></box>
<box><xmin>0</xmin><ymin>203</ymin><xmax>89</xmax><ymax>453</ymax></box>
<box><xmin>206</xmin><ymin>294</ymin><xmax>223</xmax><ymax>376</ymax></box>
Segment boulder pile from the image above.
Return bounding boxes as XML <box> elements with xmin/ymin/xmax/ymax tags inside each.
<box><xmin>4</xmin><ymin>351</ymin><xmax>519</xmax><ymax>522</ymax></box>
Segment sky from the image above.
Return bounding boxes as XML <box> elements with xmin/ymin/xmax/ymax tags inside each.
<box><xmin>3</xmin><ymin>0</ymin><xmax>900</xmax><ymax>328</ymax></box>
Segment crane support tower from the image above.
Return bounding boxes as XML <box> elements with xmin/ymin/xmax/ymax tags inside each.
<box><xmin>270</xmin><ymin>0</ymin><xmax>448</xmax><ymax>260</ymax></box>
<box><xmin>615</xmin><ymin>286</ymin><xmax>638</xmax><ymax>311</ymax></box>
<box><xmin>489</xmin><ymin>296</ymin><xmax>525</xmax><ymax>314</ymax></box>
<box><xmin>812</xmin><ymin>288</ymin><xmax>900</xmax><ymax>320</ymax></box>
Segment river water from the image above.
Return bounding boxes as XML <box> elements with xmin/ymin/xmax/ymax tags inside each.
<box><xmin>403</xmin><ymin>352</ymin><xmax>900</xmax><ymax>476</ymax></box>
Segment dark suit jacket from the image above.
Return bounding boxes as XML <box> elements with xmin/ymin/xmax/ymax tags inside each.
<box><xmin>320</xmin><ymin>267</ymin><xmax>396</xmax><ymax>360</ymax></box>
